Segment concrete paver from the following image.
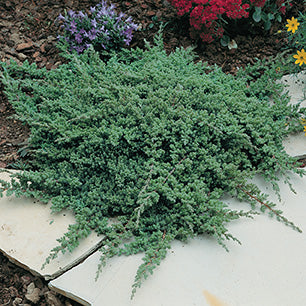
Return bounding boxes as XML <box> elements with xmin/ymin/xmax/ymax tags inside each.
<box><xmin>281</xmin><ymin>70</ymin><xmax>306</xmax><ymax>158</ymax></box>
<box><xmin>280</xmin><ymin>71</ymin><xmax>306</xmax><ymax>108</ymax></box>
<box><xmin>0</xmin><ymin>170</ymin><xmax>104</xmax><ymax>280</ymax></box>
<box><xmin>283</xmin><ymin>132</ymin><xmax>306</xmax><ymax>159</ymax></box>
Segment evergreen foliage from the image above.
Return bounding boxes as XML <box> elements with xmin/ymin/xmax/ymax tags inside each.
<box><xmin>0</xmin><ymin>33</ymin><xmax>305</xmax><ymax>298</ymax></box>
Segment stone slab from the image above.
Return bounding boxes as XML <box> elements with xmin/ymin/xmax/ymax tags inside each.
<box><xmin>50</xmin><ymin>173</ymin><xmax>306</xmax><ymax>306</ymax></box>
<box><xmin>280</xmin><ymin>70</ymin><xmax>306</xmax><ymax>108</ymax></box>
<box><xmin>283</xmin><ymin>132</ymin><xmax>306</xmax><ymax>159</ymax></box>
<box><xmin>0</xmin><ymin>170</ymin><xmax>104</xmax><ymax>280</ymax></box>
<box><xmin>280</xmin><ymin>71</ymin><xmax>306</xmax><ymax>158</ymax></box>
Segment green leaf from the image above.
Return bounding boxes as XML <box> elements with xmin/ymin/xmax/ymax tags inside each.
<box><xmin>220</xmin><ymin>35</ymin><xmax>230</xmax><ymax>47</ymax></box>
<box><xmin>264</xmin><ymin>20</ymin><xmax>272</xmax><ymax>31</ymax></box>
<box><xmin>252</xmin><ymin>9</ymin><xmax>262</xmax><ymax>23</ymax></box>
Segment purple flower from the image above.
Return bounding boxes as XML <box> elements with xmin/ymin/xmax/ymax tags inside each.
<box><xmin>70</xmin><ymin>27</ymin><xmax>77</xmax><ymax>34</ymax></box>
<box><xmin>88</xmin><ymin>29</ymin><xmax>97</xmax><ymax>41</ymax></box>
<box><xmin>91</xmin><ymin>18</ymin><xmax>97</xmax><ymax>28</ymax></box>
<box><xmin>107</xmin><ymin>8</ymin><xmax>115</xmax><ymax>18</ymax></box>
<box><xmin>69</xmin><ymin>20</ymin><xmax>77</xmax><ymax>34</ymax></box>
<box><xmin>79</xmin><ymin>28</ymin><xmax>87</xmax><ymax>37</ymax></box>
<box><xmin>96</xmin><ymin>7</ymin><xmax>108</xmax><ymax>18</ymax></box>
<box><xmin>98</xmin><ymin>25</ymin><xmax>105</xmax><ymax>33</ymax></box>
<box><xmin>122</xmin><ymin>28</ymin><xmax>133</xmax><ymax>45</ymax></box>
<box><xmin>124</xmin><ymin>38</ymin><xmax>130</xmax><ymax>46</ymax></box>
<box><xmin>57</xmin><ymin>13</ymin><xmax>66</xmax><ymax>21</ymax></box>
<box><xmin>57</xmin><ymin>1</ymin><xmax>138</xmax><ymax>53</ymax></box>
<box><xmin>78</xmin><ymin>11</ymin><xmax>86</xmax><ymax>19</ymax></box>
<box><xmin>68</xmin><ymin>10</ymin><xmax>75</xmax><ymax>18</ymax></box>
<box><xmin>130</xmin><ymin>22</ymin><xmax>139</xmax><ymax>31</ymax></box>
<box><xmin>75</xmin><ymin>33</ymin><xmax>83</xmax><ymax>44</ymax></box>
<box><xmin>74</xmin><ymin>45</ymin><xmax>85</xmax><ymax>54</ymax></box>
<box><xmin>125</xmin><ymin>17</ymin><xmax>132</xmax><ymax>24</ymax></box>
<box><xmin>116</xmin><ymin>12</ymin><xmax>125</xmax><ymax>21</ymax></box>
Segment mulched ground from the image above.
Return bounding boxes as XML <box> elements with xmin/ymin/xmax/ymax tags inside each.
<box><xmin>0</xmin><ymin>0</ymin><xmax>305</xmax><ymax>304</ymax></box>
<box><xmin>0</xmin><ymin>251</ymin><xmax>80</xmax><ymax>305</ymax></box>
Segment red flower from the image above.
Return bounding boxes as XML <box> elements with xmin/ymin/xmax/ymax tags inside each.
<box><xmin>250</xmin><ymin>0</ymin><xmax>266</xmax><ymax>7</ymax></box>
<box><xmin>169</xmin><ymin>0</ymin><xmax>292</xmax><ymax>43</ymax></box>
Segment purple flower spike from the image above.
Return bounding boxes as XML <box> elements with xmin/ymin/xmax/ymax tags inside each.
<box><xmin>90</xmin><ymin>6</ymin><xmax>96</xmax><ymax>13</ymax></box>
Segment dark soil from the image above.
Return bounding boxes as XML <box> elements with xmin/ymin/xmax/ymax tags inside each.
<box><xmin>0</xmin><ymin>251</ymin><xmax>79</xmax><ymax>305</ymax></box>
<box><xmin>0</xmin><ymin>0</ymin><xmax>305</xmax><ymax>305</ymax></box>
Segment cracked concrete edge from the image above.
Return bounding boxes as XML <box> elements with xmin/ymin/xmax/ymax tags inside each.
<box><xmin>43</xmin><ymin>237</ymin><xmax>106</xmax><ymax>281</ymax></box>
<box><xmin>48</xmin><ymin>282</ymin><xmax>91</xmax><ymax>306</ymax></box>
<box><xmin>0</xmin><ymin>248</ymin><xmax>44</xmax><ymax>278</ymax></box>
<box><xmin>49</xmin><ymin>284</ymin><xmax>91</xmax><ymax>306</ymax></box>
<box><xmin>295</xmin><ymin>153</ymin><xmax>306</xmax><ymax>159</ymax></box>
<box><xmin>0</xmin><ymin>235</ymin><xmax>106</xmax><ymax>281</ymax></box>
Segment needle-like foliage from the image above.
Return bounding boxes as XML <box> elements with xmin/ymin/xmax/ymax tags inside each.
<box><xmin>0</xmin><ymin>32</ymin><xmax>305</xmax><ymax>298</ymax></box>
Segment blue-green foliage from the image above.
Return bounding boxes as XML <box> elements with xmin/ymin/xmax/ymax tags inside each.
<box><xmin>0</xmin><ymin>33</ymin><xmax>305</xmax><ymax>298</ymax></box>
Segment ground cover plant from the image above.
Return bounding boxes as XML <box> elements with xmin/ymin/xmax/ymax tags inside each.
<box><xmin>0</xmin><ymin>30</ymin><xmax>305</xmax><ymax>298</ymax></box>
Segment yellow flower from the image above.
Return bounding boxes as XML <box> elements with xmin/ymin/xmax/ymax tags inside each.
<box><xmin>286</xmin><ymin>17</ymin><xmax>300</xmax><ymax>34</ymax></box>
<box><xmin>293</xmin><ymin>49</ymin><xmax>306</xmax><ymax>66</ymax></box>
<box><xmin>304</xmin><ymin>125</ymin><xmax>306</xmax><ymax>136</ymax></box>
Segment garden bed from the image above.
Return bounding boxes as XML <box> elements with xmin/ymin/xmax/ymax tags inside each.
<box><xmin>0</xmin><ymin>0</ymin><xmax>305</xmax><ymax>305</ymax></box>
